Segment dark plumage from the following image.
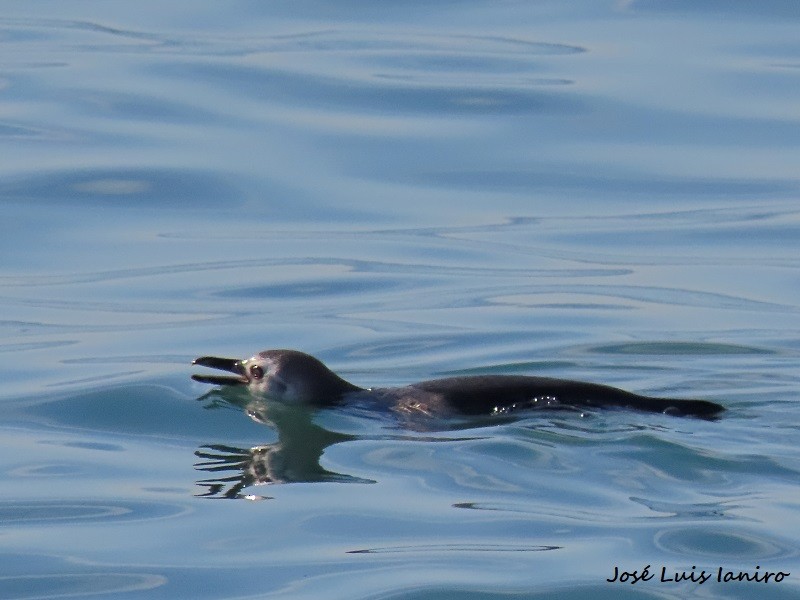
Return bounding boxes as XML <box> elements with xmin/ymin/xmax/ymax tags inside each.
<box><xmin>192</xmin><ymin>349</ymin><xmax>724</xmax><ymax>419</ymax></box>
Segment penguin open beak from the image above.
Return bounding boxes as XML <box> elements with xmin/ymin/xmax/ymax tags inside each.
<box><xmin>192</xmin><ymin>356</ymin><xmax>249</xmax><ymax>386</ymax></box>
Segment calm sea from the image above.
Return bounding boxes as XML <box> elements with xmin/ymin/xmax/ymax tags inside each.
<box><xmin>1</xmin><ymin>1</ymin><xmax>798</xmax><ymax>599</ymax></box>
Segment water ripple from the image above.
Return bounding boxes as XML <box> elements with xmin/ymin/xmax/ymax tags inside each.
<box><xmin>654</xmin><ymin>527</ymin><xmax>797</xmax><ymax>561</ymax></box>
<box><xmin>347</xmin><ymin>542</ymin><xmax>560</xmax><ymax>554</ymax></box>
<box><xmin>0</xmin><ymin>573</ymin><xmax>166</xmax><ymax>599</ymax></box>
<box><xmin>0</xmin><ymin>168</ymin><xmax>241</xmax><ymax>208</ymax></box>
<box><xmin>0</xmin><ymin>499</ymin><xmax>188</xmax><ymax>525</ymax></box>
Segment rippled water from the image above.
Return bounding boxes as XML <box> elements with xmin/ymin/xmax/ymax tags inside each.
<box><xmin>1</xmin><ymin>2</ymin><xmax>799</xmax><ymax>599</ymax></box>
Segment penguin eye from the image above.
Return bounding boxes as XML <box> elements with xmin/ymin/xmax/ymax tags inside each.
<box><xmin>249</xmin><ymin>365</ymin><xmax>264</xmax><ymax>380</ymax></box>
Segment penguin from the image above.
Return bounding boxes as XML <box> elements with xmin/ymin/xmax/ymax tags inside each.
<box><xmin>192</xmin><ymin>349</ymin><xmax>724</xmax><ymax>419</ymax></box>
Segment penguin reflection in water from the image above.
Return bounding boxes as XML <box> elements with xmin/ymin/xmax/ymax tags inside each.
<box><xmin>194</xmin><ymin>397</ymin><xmax>369</xmax><ymax>499</ymax></box>
<box><xmin>192</xmin><ymin>349</ymin><xmax>724</xmax><ymax>498</ymax></box>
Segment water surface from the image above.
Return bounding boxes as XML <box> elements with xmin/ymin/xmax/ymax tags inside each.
<box><xmin>1</xmin><ymin>1</ymin><xmax>798</xmax><ymax>598</ymax></box>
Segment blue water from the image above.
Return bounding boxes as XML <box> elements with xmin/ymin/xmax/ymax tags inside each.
<box><xmin>1</xmin><ymin>1</ymin><xmax>799</xmax><ymax>598</ymax></box>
